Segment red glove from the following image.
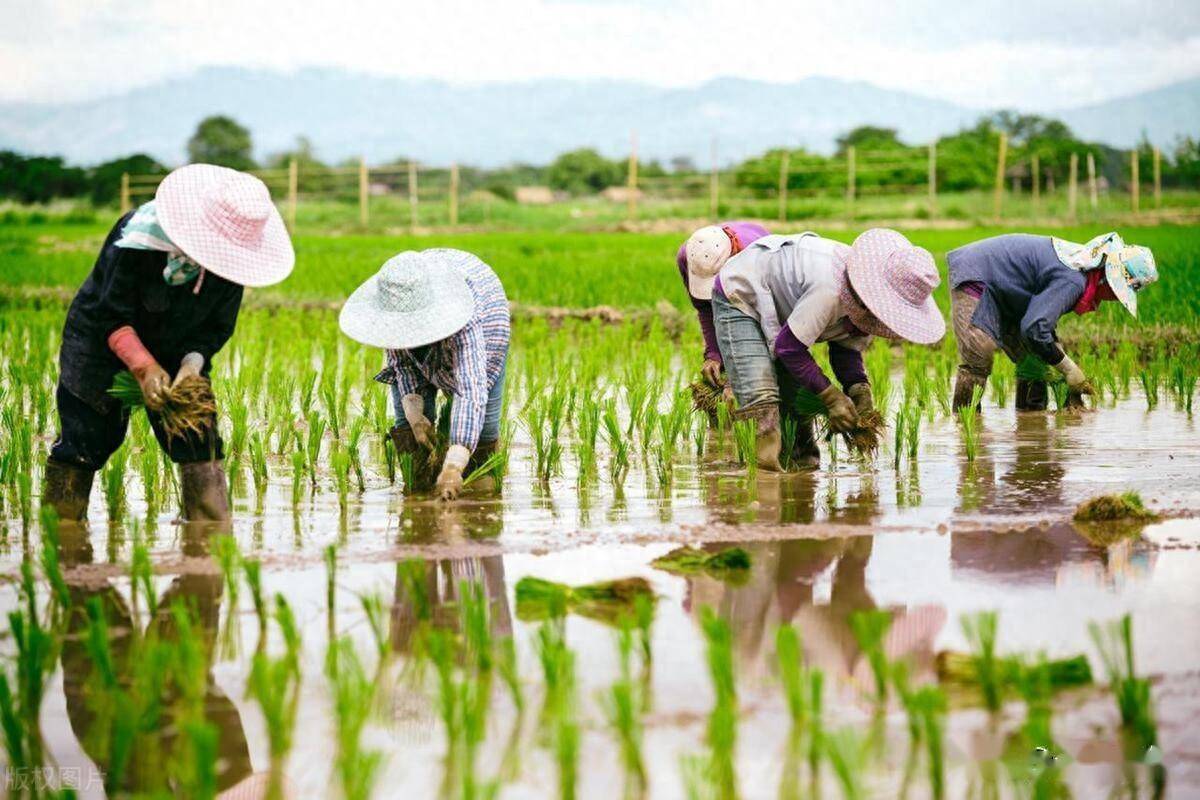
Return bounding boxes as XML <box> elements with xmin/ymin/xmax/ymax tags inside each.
<box><xmin>108</xmin><ymin>326</ymin><xmax>169</xmax><ymax>408</ymax></box>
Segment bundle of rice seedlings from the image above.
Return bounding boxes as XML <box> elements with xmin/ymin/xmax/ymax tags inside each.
<box><xmin>793</xmin><ymin>388</ymin><xmax>885</xmax><ymax>456</ymax></box>
<box><xmin>689</xmin><ymin>378</ymin><xmax>731</xmax><ymax>416</ymax></box>
<box><xmin>515</xmin><ymin>576</ymin><xmax>655</xmax><ymax>624</ymax></box>
<box><xmin>1073</xmin><ymin>492</ymin><xmax>1158</xmax><ymax>523</ymax></box>
<box><xmin>108</xmin><ymin>370</ymin><xmax>216</xmax><ymax>441</ymax></box>
<box><xmin>936</xmin><ymin>651</ymin><xmax>1091</xmax><ymax>689</ymax></box>
<box><xmin>650</xmin><ymin>546</ymin><xmax>751</xmax><ymax>582</ymax></box>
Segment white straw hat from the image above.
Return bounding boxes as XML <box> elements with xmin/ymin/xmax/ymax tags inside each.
<box><xmin>685</xmin><ymin>225</ymin><xmax>733</xmax><ymax>300</ymax></box>
<box><xmin>339</xmin><ymin>250</ymin><xmax>475</xmax><ymax>349</ymax></box>
<box><xmin>154</xmin><ymin>164</ymin><xmax>295</xmax><ymax>287</ymax></box>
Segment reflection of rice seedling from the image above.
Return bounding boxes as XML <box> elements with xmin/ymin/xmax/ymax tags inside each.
<box><xmin>793</xmin><ymin>388</ymin><xmax>885</xmax><ymax>456</ymax></box>
<box><xmin>603</xmin><ymin>622</ymin><xmax>646</xmax><ymax>798</ymax></box>
<box><xmin>327</xmin><ymin>637</ymin><xmax>384</xmax><ymax>800</ymax></box>
<box><xmin>911</xmin><ymin>686</ymin><xmax>947</xmax><ymax>800</ymax></box>
<box><xmin>0</xmin><ymin>563</ymin><xmax>57</xmax><ymax>775</ymax></box>
<box><xmin>961</xmin><ymin>611</ymin><xmax>1004</xmax><ymax>712</ymax></box>
<box><xmin>109</xmin><ymin>370</ymin><xmax>217</xmax><ymax>441</ymax></box>
<box><xmin>651</xmin><ymin>546</ymin><xmax>750</xmax><ymax>582</ymax></box>
<box><xmin>244</xmin><ymin>559</ymin><xmax>267</xmax><ymax>646</ymax></box>
<box><xmin>1074</xmin><ymin>492</ymin><xmax>1157</xmax><ymax>522</ymax></box>
<box><xmin>891</xmin><ymin>661</ymin><xmax>922</xmax><ymax>745</ymax></box>
<box><xmin>515</xmin><ymin>576</ymin><xmax>654</xmax><ymax>624</ymax></box>
<box><xmin>825</xmin><ymin>727</ymin><xmax>868</xmax><ymax>800</ymax></box>
<box><xmin>776</xmin><ymin>625</ymin><xmax>807</xmax><ymax>730</ymax></box>
<box><xmin>247</xmin><ymin>625</ymin><xmax>302</xmax><ymax>800</ymax></box>
<box><xmin>850</xmin><ymin>609</ymin><xmax>893</xmax><ymax>703</ymax></box>
<box><xmin>1089</xmin><ymin>614</ymin><xmax>1158</xmax><ymax>759</ymax></box>
<box><xmin>700</xmin><ymin>606</ymin><xmax>738</xmax><ymax>800</ymax></box>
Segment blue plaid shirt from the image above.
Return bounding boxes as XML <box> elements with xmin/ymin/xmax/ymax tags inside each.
<box><xmin>374</xmin><ymin>250</ymin><xmax>510</xmax><ymax>450</ymax></box>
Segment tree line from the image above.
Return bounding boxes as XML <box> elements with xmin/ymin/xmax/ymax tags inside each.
<box><xmin>2</xmin><ymin>113</ymin><xmax>1198</xmax><ymax>205</ymax></box>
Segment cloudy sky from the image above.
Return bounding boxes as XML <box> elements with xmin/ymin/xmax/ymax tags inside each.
<box><xmin>3</xmin><ymin>0</ymin><xmax>1199</xmax><ymax>108</ymax></box>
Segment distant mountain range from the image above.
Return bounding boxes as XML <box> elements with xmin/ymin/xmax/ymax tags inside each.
<box><xmin>1</xmin><ymin>67</ymin><xmax>1196</xmax><ymax>168</ymax></box>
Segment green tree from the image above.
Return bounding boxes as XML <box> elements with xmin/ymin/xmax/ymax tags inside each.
<box><xmin>735</xmin><ymin>147</ymin><xmax>831</xmax><ymax>193</ymax></box>
<box><xmin>186</xmin><ymin>115</ymin><xmax>256</xmax><ymax>170</ymax></box>
<box><xmin>266</xmin><ymin>136</ymin><xmax>330</xmax><ymax>192</ymax></box>
<box><xmin>0</xmin><ymin>151</ymin><xmax>88</xmax><ymax>203</ymax></box>
<box><xmin>934</xmin><ymin>120</ymin><xmax>1001</xmax><ymax>191</ymax></box>
<box><xmin>836</xmin><ymin>126</ymin><xmax>923</xmax><ymax>188</ymax></box>
<box><xmin>546</xmin><ymin>148</ymin><xmax>622</xmax><ymax>194</ymax></box>
<box><xmin>89</xmin><ymin>154</ymin><xmax>166</xmax><ymax>205</ymax></box>
<box><xmin>1173</xmin><ymin>136</ymin><xmax>1200</xmax><ymax>188</ymax></box>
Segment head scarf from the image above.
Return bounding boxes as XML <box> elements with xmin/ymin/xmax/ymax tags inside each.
<box><xmin>115</xmin><ymin>200</ymin><xmax>205</xmax><ymax>291</ymax></box>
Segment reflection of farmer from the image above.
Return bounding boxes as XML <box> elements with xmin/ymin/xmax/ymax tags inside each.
<box><xmin>949</xmin><ymin>232</ymin><xmax>1158</xmax><ymax>412</ymax></box>
<box><xmin>390</xmin><ymin>556</ymin><xmax>513</xmax><ymax>653</ymax></box>
<box><xmin>339</xmin><ymin>250</ymin><xmax>510</xmax><ymax>501</ymax></box>
<box><xmin>712</xmin><ymin>230</ymin><xmax>945</xmax><ymax>470</ymax></box>
<box><xmin>42</xmin><ymin>165</ymin><xmax>295</xmax><ymax>524</ymax></box>
<box><xmin>677</xmin><ymin>222</ymin><xmax>769</xmax><ymax>388</ymax></box>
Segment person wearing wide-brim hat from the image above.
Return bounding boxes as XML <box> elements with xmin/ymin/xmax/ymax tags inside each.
<box><xmin>678</xmin><ymin>222</ymin><xmax>770</xmax><ymax>387</ymax></box>
<box><xmin>339</xmin><ymin>248</ymin><xmax>511</xmax><ymax>501</ymax></box>
<box><xmin>948</xmin><ymin>231</ymin><xmax>1157</xmax><ymax>412</ymax></box>
<box><xmin>43</xmin><ymin>164</ymin><xmax>295</xmax><ymax>525</ymax></box>
<box><xmin>713</xmin><ymin>228</ymin><xmax>945</xmax><ymax>471</ymax></box>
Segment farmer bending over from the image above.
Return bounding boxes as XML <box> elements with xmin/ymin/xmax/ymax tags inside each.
<box><xmin>340</xmin><ymin>249</ymin><xmax>510</xmax><ymax>501</ymax></box>
<box><xmin>714</xmin><ymin>229</ymin><xmax>945</xmax><ymax>470</ymax></box>
<box><xmin>678</xmin><ymin>222</ymin><xmax>769</xmax><ymax>387</ymax></box>
<box><xmin>43</xmin><ymin>165</ymin><xmax>295</xmax><ymax>523</ymax></box>
<box><xmin>949</xmin><ymin>232</ymin><xmax>1157</xmax><ymax>411</ymax></box>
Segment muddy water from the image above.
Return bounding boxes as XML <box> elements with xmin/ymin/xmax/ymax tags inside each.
<box><xmin>4</xmin><ymin>392</ymin><xmax>1200</xmax><ymax>798</ymax></box>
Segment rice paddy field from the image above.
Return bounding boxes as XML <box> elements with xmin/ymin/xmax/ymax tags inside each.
<box><xmin>1</xmin><ymin>216</ymin><xmax>1199</xmax><ymax>798</ymax></box>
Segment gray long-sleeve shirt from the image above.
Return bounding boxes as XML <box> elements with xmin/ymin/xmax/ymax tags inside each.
<box><xmin>947</xmin><ymin>234</ymin><xmax>1085</xmax><ymax>364</ymax></box>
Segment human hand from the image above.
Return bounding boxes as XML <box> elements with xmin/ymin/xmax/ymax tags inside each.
<box><xmin>701</xmin><ymin>358</ymin><xmax>723</xmax><ymax>387</ymax></box>
<box><xmin>846</xmin><ymin>383</ymin><xmax>874</xmax><ymax>416</ymax></box>
<box><xmin>402</xmin><ymin>393</ymin><xmax>436</xmax><ymax>450</ymax></box>
<box><xmin>435</xmin><ymin>445</ymin><xmax>471</xmax><ymax>501</ymax></box>
<box><xmin>818</xmin><ymin>385</ymin><xmax>859</xmax><ymax>433</ymax></box>
<box><xmin>171</xmin><ymin>352</ymin><xmax>205</xmax><ymax>389</ymax></box>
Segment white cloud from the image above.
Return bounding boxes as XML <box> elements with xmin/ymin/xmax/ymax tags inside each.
<box><xmin>2</xmin><ymin>0</ymin><xmax>1198</xmax><ymax>107</ymax></box>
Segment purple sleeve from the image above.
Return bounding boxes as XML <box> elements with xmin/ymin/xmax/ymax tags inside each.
<box><xmin>679</xmin><ymin>243</ymin><xmax>720</xmax><ymax>362</ymax></box>
<box><xmin>774</xmin><ymin>326</ymin><xmax>832</xmax><ymax>394</ymax></box>
<box><xmin>828</xmin><ymin>342</ymin><xmax>867</xmax><ymax>389</ymax></box>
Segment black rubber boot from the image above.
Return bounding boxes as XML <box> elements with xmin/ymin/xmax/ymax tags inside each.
<box><xmin>41</xmin><ymin>459</ymin><xmax>94</xmax><ymax>522</ymax></box>
<box><xmin>1015</xmin><ymin>379</ymin><xmax>1048</xmax><ymax>412</ymax></box>
<box><xmin>179</xmin><ymin>460</ymin><xmax>231</xmax><ymax>522</ymax></box>
<box><xmin>953</xmin><ymin>368</ymin><xmax>988</xmax><ymax>413</ymax></box>
<box><xmin>464</xmin><ymin>440</ymin><xmax>500</xmax><ymax>493</ymax></box>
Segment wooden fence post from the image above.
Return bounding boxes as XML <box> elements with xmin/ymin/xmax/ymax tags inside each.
<box><xmin>408</xmin><ymin>160</ymin><xmax>419</xmax><ymax>229</ymax></box>
<box><xmin>627</xmin><ymin>130</ymin><xmax>638</xmax><ymax>221</ymax></box>
<box><xmin>1130</xmin><ymin>150</ymin><xmax>1139</xmax><ymax>215</ymax></box>
<box><xmin>119</xmin><ymin>173</ymin><xmax>131</xmax><ymax>214</ymax></box>
<box><xmin>1031</xmin><ymin>154</ymin><xmax>1040</xmax><ymax>218</ymax></box>
<box><xmin>358</xmin><ymin>157</ymin><xmax>369</xmax><ymax>227</ymax></box>
<box><xmin>993</xmin><ymin>133</ymin><xmax>1008</xmax><ymax>219</ymax></box>
<box><xmin>846</xmin><ymin>145</ymin><xmax>856</xmax><ymax>219</ymax></box>
<box><xmin>709</xmin><ymin>137</ymin><xmax>719</xmax><ymax>222</ymax></box>
<box><xmin>927</xmin><ymin>142</ymin><xmax>937</xmax><ymax>216</ymax></box>
<box><xmin>1067</xmin><ymin>153</ymin><xmax>1078</xmax><ymax>221</ymax></box>
<box><xmin>287</xmin><ymin>158</ymin><xmax>298</xmax><ymax>230</ymax></box>
<box><xmin>778</xmin><ymin>150</ymin><xmax>789</xmax><ymax>222</ymax></box>
<box><xmin>1086</xmin><ymin>152</ymin><xmax>1098</xmax><ymax>210</ymax></box>
<box><xmin>1153</xmin><ymin>147</ymin><xmax>1162</xmax><ymax>209</ymax></box>
<box><xmin>449</xmin><ymin>162</ymin><xmax>460</xmax><ymax>227</ymax></box>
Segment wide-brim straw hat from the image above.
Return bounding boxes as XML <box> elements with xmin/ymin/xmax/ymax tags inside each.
<box><xmin>685</xmin><ymin>225</ymin><xmax>733</xmax><ymax>300</ymax></box>
<box><xmin>339</xmin><ymin>250</ymin><xmax>475</xmax><ymax>349</ymax></box>
<box><xmin>155</xmin><ymin>164</ymin><xmax>295</xmax><ymax>287</ymax></box>
<box><xmin>842</xmin><ymin>228</ymin><xmax>945</xmax><ymax>345</ymax></box>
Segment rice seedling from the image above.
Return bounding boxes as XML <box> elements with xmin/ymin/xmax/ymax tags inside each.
<box><xmin>306</xmin><ymin>411</ymin><xmax>326</xmax><ymax>492</ymax></box>
<box><xmin>249</xmin><ymin>430</ymin><xmax>270</xmax><ymax>503</ymax></box>
<box><xmin>650</xmin><ymin>546</ymin><xmax>751</xmax><ymax>582</ymax></box>
<box><xmin>346</xmin><ymin>416</ymin><xmax>367</xmax><ymax>492</ymax></box>
<box><xmin>108</xmin><ymin>370</ymin><xmax>218</xmax><ymax>441</ymax></box>
<box><xmin>1171</xmin><ymin>362</ymin><xmax>1196</xmax><ymax>414</ymax></box>
<box><xmin>936</xmin><ymin>651</ymin><xmax>1091</xmax><ymax>690</ymax></box>
<box><xmin>290</xmin><ymin>448</ymin><xmax>306</xmax><ymax>508</ymax></box>
<box><xmin>961</xmin><ymin>611</ymin><xmax>1004</xmax><ymax>713</ymax></box>
<box><xmin>463</xmin><ymin>446</ymin><xmax>509</xmax><ymax>490</ymax></box>
<box><xmin>603</xmin><ymin>399</ymin><xmax>630</xmax><ymax>486</ymax></box>
<box><xmin>793</xmin><ymin>388</ymin><xmax>885</xmax><ymax>457</ymax></box>
<box><xmin>515</xmin><ymin>576</ymin><xmax>654</xmax><ymax>625</ymax></box>
<box><xmin>957</xmin><ymin>384</ymin><xmax>984</xmax><ymax>462</ymax></box>
<box><xmin>1073</xmin><ymin>492</ymin><xmax>1158</xmax><ymax>522</ymax></box>
<box><xmin>331</xmin><ymin>445</ymin><xmax>352</xmax><ymax>510</ymax></box>
<box><xmin>102</xmin><ymin>442</ymin><xmax>130</xmax><ymax>520</ymax></box>
<box><xmin>1139</xmin><ymin>371</ymin><xmax>1160</xmax><ymax>410</ymax></box>
<box><xmin>892</xmin><ymin>399</ymin><xmax>921</xmax><ymax>469</ymax></box>
<box><xmin>1089</xmin><ymin>614</ymin><xmax>1158</xmax><ymax>760</ymax></box>
<box><xmin>849</xmin><ymin>609</ymin><xmax>893</xmax><ymax>703</ymax></box>
<box><xmin>731</xmin><ymin>419</ymin><xmax>756</xmax><ymax>475</ymax></box>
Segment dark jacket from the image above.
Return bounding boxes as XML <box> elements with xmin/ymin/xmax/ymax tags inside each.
<box><xmin>947</xmin><ymin>234</ymin><xmax>1085</xmax><ymax>364</ymax></box>
<box><xmin>59</xmin><ymin>212</ymin><xmax>243</xmax><ymax>411</ymax></box>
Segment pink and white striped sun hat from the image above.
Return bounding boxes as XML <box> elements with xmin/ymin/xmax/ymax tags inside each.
<box><xmin>154</xmin><ymin>164</ymin><xmax>295</xmax><ymax>288</ymax></box>
<box><xmin>841</xmin><ymin>228</ymin><xmax>945</xmax><ymax>345</ymax></box>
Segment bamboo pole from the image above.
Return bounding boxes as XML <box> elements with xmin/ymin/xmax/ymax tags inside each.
<box><xmin>358</xmin><ymin>157</ymin><xmax>369</xmax><ymax>227</ymax></box>
<box><xmin>927</xmin><ymin>142</ymin><xmax>937</xmax><ymax>216</ymax></box>
<box><xmin>627</xmin><ymin>130</ymin><xmax>638</xmax><ymax>221</ymax></box>
<box><xmin>449</xmin><ymin>162</ymin><xmax>460</xmax><ymax>227</ymax></box>
<box><xmin>1130</xmin><ymin>150</ymin><xmax>1139</xmax><ymax>215</ymax></box>
<box><xmin>992</xmin><ymin>133</ymin><xmax>1007</xmax><ymax>219</ymax></box>
<box><xmin>709</xmin><ymin>137</ymin><xmax>719</xmax><ymax>222</ymax></box>
<box><xmin>1031</xmin><ymin>154</ymin><xmax>1040</xmax><ymax>217</ymax></box>
<box><xmin>1153</xmin><ymin>147</ymin><xmax>1162</xmax><ymax>209</ymax></box>
<box><xmin>1067</xmin><ymin>153</ymin><xmax>1078</xmax><ymax>221</ymax></box>
<box><xmin>287</xmin><ymin>158</ymin><xmax>298</xmax><ymax>230</ymax></box>
<box><xmin>1086</xmin><ymin>152</ymin><xmax>1098</xmax><ymax>210</ymax></box>
<box><xmin>778</xmin><ymin>150</ymin><xmax>789</xmax><ymax>222</ymax></box>
<box><xmin>846</xmin><ymin>145</ymin><xmax>856</xmax><ymax>218</ymax></box>
<box><xmin>408</xmin><ymin>159</ymin><xmax>419</xmax><ymax>229</ymax></box>
<box><xmin>119</xmin><ymin>173</ymin><xmax>131</xmax><ymax>215</ymax></box>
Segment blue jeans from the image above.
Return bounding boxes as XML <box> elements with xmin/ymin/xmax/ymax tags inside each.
<box><xmin>712</xmin><ymin>291</ymin><xmax>780</xmax><ymax>410</ymax></box>
<box><xmin>390</xmin><ymin>359</ymin><xmax>507</xmax><ymax>444</ymax></box>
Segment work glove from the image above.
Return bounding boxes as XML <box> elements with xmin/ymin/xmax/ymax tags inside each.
<box><xmin>435</xmin><ymin>445</ymin><xmax>470</xmax><ymax>501</ymax></box>
<box><xmin>1053</xmin><ymin>354</ymin><xmax>1095</xmax><ymax>400</ymax></box>
<box><xmin>701</xmin><ymin>358</ymin><xmax>723</xmax><ymax>387</ymax></box>
<box><xmin>171</xmin><ymin>352</ymin><xmax>205</xmax><ymax>389</ymax></box>
<box><xmin>818</xmin><ymin>385</ymin><xmax>859</xmax><ymax>433</ymax></box>
<box><xmin>108</xmin><ymin>325</ymin><xmax>170</xmax><ymax>409</ymax></box>
<box><xmin>401</xmin><ymin>393</ymin><xmax>436</xmax><ymax>451</ymax></box>
<box><xmin>845</xmin><ymin>383</ymin><xmax>874</xmax><ymax>416</ymax></box>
